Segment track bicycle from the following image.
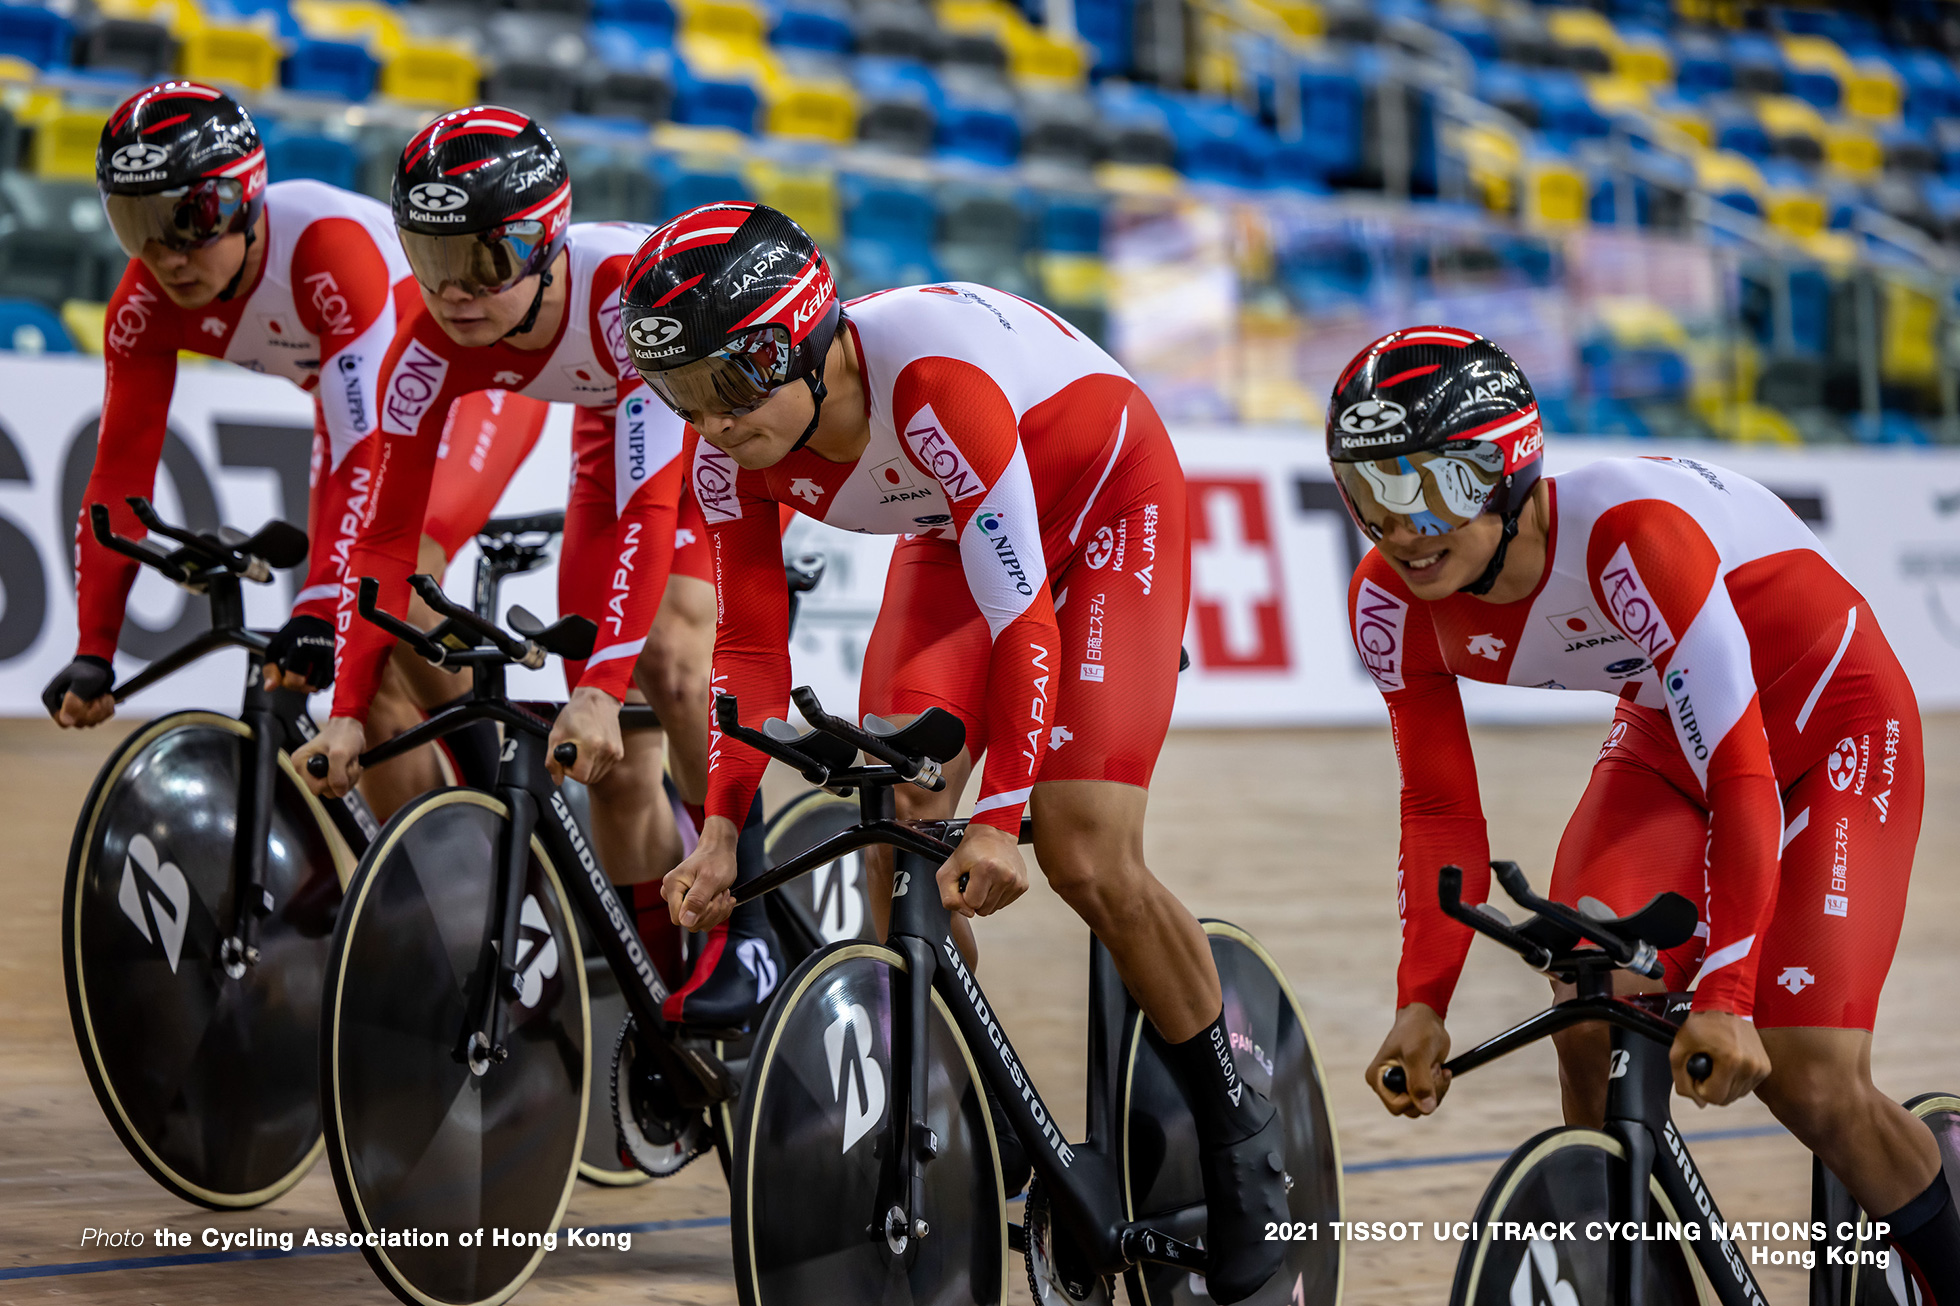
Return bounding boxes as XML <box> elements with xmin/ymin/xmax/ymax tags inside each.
<box><xmin>61</xmin><ymin>496</ymin><xmax>377</xmax><ymax>1209</ymax></box>
<box><xmin>314</xmin><ymin>547</ymin><xmax>850</xmax><ymax>1306</ymax></box>
<box><xmin>1384</xmin><ymin>860</ymin><xmax>1960</xmax><ymax>1305</ymax></box>
<box><xmin>713</xmin><ymin>686</ymin><xmax>1345</xmax><ymax>1306</ymax></box>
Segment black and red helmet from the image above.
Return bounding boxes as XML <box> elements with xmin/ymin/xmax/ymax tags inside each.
<box><xmin>97</xmin><ymin>81</ymin><xmax>266</xmax><ymax>258</ymax></box>
<box><xmin>1326</xmin><ymin>326</ymin><xmax>1546</xmax><ymax>593</ymax></box>
<box><xmin>392</xmin><ymin>106</ymin><xmax>570</xmax><ymax>297</ymax></box>
<box><xmin>619</xmin><ymin>202</ymin><xmax>841</xmax><ymax>428</ymax></box>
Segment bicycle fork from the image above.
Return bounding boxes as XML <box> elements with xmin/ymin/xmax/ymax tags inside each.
<box><xmin>220</xmin><ymin>657</ymin><xmax>284</xmax><ymax>979</ymax></box>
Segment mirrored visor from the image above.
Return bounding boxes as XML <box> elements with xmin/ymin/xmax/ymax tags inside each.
<box><xmin>400</xmin><ymin>222</ymin><xmax>547</xmax><ymax>297</ymax></box>
<box><xmin>103</xmin><ymin>179</ymin><xmax>248</xmax><ymax>258</ymax></box>
<box><xmin>1332</xmin><ymin>443</ymin><xmax>1507</xmax><ymax>539</ymax></box>
<box><xmin>638</xmin><ymin>324</ymin><xmax>794</xmax><ymax>421</ymax></box>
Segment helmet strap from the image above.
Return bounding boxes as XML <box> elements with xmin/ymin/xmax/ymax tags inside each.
<box><xmin>788</xmin><ymin>368</ymin><xmax>828</xmax><ymax>454</ymax></box>
<box><xmin>503</xmin><ymin>269</ymin><xmax>553</xmax><ymax>341</ymax></box>
<box><xmin>1458</xmin><ymin>509</ymin><xmax>1520</xmax><ymax>597</ymax></box>
<box><xmin>216</xmin><ymin>209</ymin><xmax>258</xmax><ymax>304</ymax></box>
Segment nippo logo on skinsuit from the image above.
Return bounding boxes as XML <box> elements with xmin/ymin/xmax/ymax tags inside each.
<box><xmin>380</xmin><ymin>340</ymin><xmax>450</xmax><ymax>435</ymax></box>
<box><xmin>901</xmin><ymin>405</ymin><xmax>985</xmax><ymax>501</ymax></box>
<box><xmin>1597</xmin><ymin>543</ymin><xmax>1676</xmax><ymax>660</ymax></box>
<box><xmin>1353</xmin><ymin>579</ymin><xmax>1407</xmax><ymax>691</ymax></box>
<box><xmin>407</xmin><ymin>182</ymin><xmax>468</xmax><ymax>214</ymax></box>
<box><xmin>693</xmin><ymin>440</ymin><xmax>743</xmax><ymax>523</ymax></box>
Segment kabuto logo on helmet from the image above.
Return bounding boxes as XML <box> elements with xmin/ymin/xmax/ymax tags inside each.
<box><xmin>628</xmin><ymin>316</ymin><xmax>684</xmax><ymax>351</ymax></box>
<box><xmin>109</xmin><ymin>142</ymin><xmax>169</xmax><ymax>175</ymax></box>
<box><xmin>408</xmin><ymin>181</ymin><xmax>469</xmax><ymax>215</ymax></box>
<box><xmin>1338</xmin><ymin>398</ymin><xmax>1407</xmax><ymax>440</ymax></box>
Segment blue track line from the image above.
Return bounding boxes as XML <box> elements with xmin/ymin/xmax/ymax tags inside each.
<box><xmin>0</xmin><ymin>1126</ymin><xmax>1790</xmax><ymax>1284</ymax></box>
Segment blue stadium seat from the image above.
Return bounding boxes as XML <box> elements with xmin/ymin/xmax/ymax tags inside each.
<box><xmin>1297</xmin><ymin>64</ymin><xmax>1363</xmax><ymax>179</ymax></box>
<box><xmin>1782</xmin><ymin>62</ymin><xmax>1841</xmax><ymax>112</ymax></box>
<box><xmin>594</xmin><ymin>0</ymin><xmax>677</xmax><ymax>42</ymax></box>
<box><xmin>1671</xmin><ymin>32</ymin><xmax>1733</xmax><ymax>99</ymax></box>
<box><xmin>1726</xmin><ymin>33</ymin><xmax>1785</xmax><ymax>95</ymax></box>
<box><xmin>1073</xmin><ymin>0</ymin><xmax>1128</xmax><ymax>77</ymax></box>
<box><xmin>264</xmin><ymin>128</ymin><xmax>360</xmax><ymax>189</ymax></box>
<box><xmin>936</xmin><ymin>80</ymin><xmax>1018</xmax><ymax>165</ymax></box>
<box><xmin>1712</xmin><ymin>111</ymin><xmax>1772</xmax><ymax>162</ymax></box>
<box><xmin>1889</xmin><ymin>50</ymin><xmax>1960</xmax><ymax>125</ymax></box>
<box><xmin>1428</xmin><ymin>8</ymin><xmax>1496</xmax><ymax>61</ymax></box>
<box><xmin>774</xmin><ymin>2</ymin><xmax>854</xmax><ymax>55</ymax></box>
<box><xmin>1849</xmin><ymin>411</ymin><xmax>1931</xmax><ymax>445</ymax></box>
<box><xmin>854</xmin><ymin>57</ymin><xmax>937</xmax><ymax>153</ymax></box>
<box><xmin>0</xmin><ymin>297</ymin><xmax>74</xmax><ymax>352</ymax></box>
<box><xmin>1531</xmin><ymin>70</ymin><xmax>1613</xmax><ymax>147</ymax></box>
<box><xmin>210</xmin><ymin>0</ymin><xmax>300</xmax><ymax>41</ymax></box>
<box><xmin>282</xmin><ymin>38</ymin><xmax>380</xmax><ymax>101</ymax></box>
<box><xmin>839</xmin><ymin>174</ymin><xmax>939</xmax><ymax>293</ymax></box>
<box><xmin>593</xmin><ymin>20</ymin><xmax>674</xmax><ymax>66</ymax></box>
<box><xmin>0</xmin><ymin>6</ymin><xmax>73</xmax><ymax>69</ymax></box>
<box><xmin>652</xmin><ymin>155</ymin><xmax>749</xmax><ymax>218</ymax></box>
<box><xmin>671</xmin><ymin>61</ymin><xmax>760</xmax><ymax>133</ymax></box>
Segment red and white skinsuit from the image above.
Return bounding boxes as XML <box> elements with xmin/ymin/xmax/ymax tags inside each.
<box><xmin>695</xmin><ymin>281</ymin><xmax>1193</xmax><ymax>837</ymax></box>
<box><xmin>1351</xmin><ymin>455</ymin><xmax>1922</xmax><ymax>1028</ymax></box>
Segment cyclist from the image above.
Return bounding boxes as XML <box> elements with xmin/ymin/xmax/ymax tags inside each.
<box><xmin>45</xmin><ymin>81</ymin><xmax>537</xmax><ymax>819</ymax></box>
<box><xmin>1335</xmin><ymin>327</ymin><xmax>1957</xmax><ymax>1295</ymax></box>
<box><xmin>293</xmin><ymin>108</ymin><xmax>778</xmax><ymax>1027</ymax></box>
<box><xmin>624</xmin><ymin>202</ymin><xmax>1288</xmax><ymax>1304</ymax></box>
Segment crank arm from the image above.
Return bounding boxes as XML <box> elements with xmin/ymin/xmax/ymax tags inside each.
<box><xmin>1118</xmin><ymin>1221</ymin><xmax>1209</xmax><ymax>1270</ymax></box>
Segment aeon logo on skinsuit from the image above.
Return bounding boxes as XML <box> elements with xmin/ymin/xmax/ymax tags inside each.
<box><xmin>117</xmin><ymin>833</ymin><xmax>191</xmax><ymax>973</ymax></box>
<box><xmin>824</xmin><ymin>1002</ymin><xmax>885</xmax><ymax>1153</ymax></box>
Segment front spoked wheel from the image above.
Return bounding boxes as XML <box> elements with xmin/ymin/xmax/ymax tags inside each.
<box><xmin>322</xmin><ymin>789</ymin><xmax>588</xmax><ymax>1306</ymax></box>
<box><xmin>64</xmin><ymin>711</ymin><xmax>352</xmax><ymax>1208</ymax></box>
<box><xmin>1121</xmin><ymin>921</ymin><xmax>1343</xmax><ymax>1306</ymax></box>
<box><xmin>731</xmin><ymin>941</ymin><xmax>1007</xmax><ymax>1306</ymax></box>
<box><xmin>1450</xmin><ymin>1128</ymin><xmax>1713</xmax><ymax>1305</ymax></box>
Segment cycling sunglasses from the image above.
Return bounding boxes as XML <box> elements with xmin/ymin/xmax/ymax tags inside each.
<box><xmin>103</xmin><ymin>178</ymin><xmax>249</xmax><ymax>258</ymax></box>
<box><xmin>400</xmin><ymin>221</ymin><xmax>548</xmax><ymax>297</ymax></box>
<box><xmin>639</xmin><ymin>324</ymin><xmax>794</xmax><ymax>422</ymax></box>
<box><xmin>1332</xmin><ymin>442</ymin><xmax>1508</xmax><ymax>539</ymax></box>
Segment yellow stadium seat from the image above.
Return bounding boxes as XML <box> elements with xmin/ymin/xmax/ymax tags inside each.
<box><xmin>61</xmin><ymin>301</ymin><xmax>106</xmax><ymax>355</ymax></box>
<box><xmin>1779</xmin><ymin>33</ymin><xmax>1849</xmax><ymax>78</ymax></box>
<box><xmin>1844</xmin><ymin>61</ymin><xmax>1901</xmax><ymax>119</ymax></box>
<box><xmin>938</xmin><ymin>0</ymin><xmax>1086</xmax><ymax>84</ymax></box>
<box><xmin>1524</xmin><ymin>157</ymin><xmax>1587</xmax><ymax>226</ymax></box>
<box><xmin>97</xmin><ymin>0</ymin><xmax>203</xmax><ymax>35</ymax></box>
<box><xmin>380</xmin><ymin>42</ymin><xmax>481</xmax><ymax>107</ymax></box>
<box><xmin>1593</xmin><ymin>295</ymin><xmax>1689</xmax><ymax>347</ymax></box>
<box><xmin>1614</xmin><ymin>33</ymin><xmax>1672</xmax><ymax>85</ymax></box>
<box><xmin>1694</xmin><ymin>148</ymin><xmax>1765</xmax><ymax>205</ymax></box>
<box><xmin>1038</xmin><ymin>252</ymin><xmax>1106</xmax><ymax>305</ymax></box>
<box><xmin>1653</xmin><ymin>103</ymin><xmax>1712</xmax><ymax>148</ymax></box>
<box><xmin>1244</xmin><ymin>0</ymin><xmax>1321</xmax><ymax>40</ymax></box>
<box><xmin>1092</xmin><ymin>161</ymin><xmax>1181</xmax><ymax>195</ymax></box>
<box><xmin>764</xmin><ymin>75</ymin><xmax>856</xmax><ymax>142</ymax></box>
<box><xmin>1587</xmin><ymin>76</ymin><xmax>1649</xmax><ymax>114</ymax></box>
<box><xmin>1764</xmin><ymin>184</ymin><xmax>1826</xmax><ymax>238</ymax></box>
<box><xmin>0</xmin><ymin>55</ymin><xmax>41</xmax><ymax>83</ymax></box>
<box><xmin>1458</xmin><ymin>122</ymin><xmax>1521</xmax><ymax>215</ymax></box>
<box><xmin>1823</xmin><ymin>120</ymin><xmax>1882</xmax><ymax>177</ymax></box>
<box><xmin>654</xmin><ymin>121</ymin><xmax>752</xmax><ymax>157</ymax></box>
<box><xmin>1882</xmin><ymin>280</ymin><xmax>1940</xmax><ymax>386</ymax></box>
<box><xmin>179</xmin><ymin>23</ymin><xmax>281</xmax><ymax>90</ymax></box>
<box><xmin>676</xmin><ymin>0</ymin><xmax>767</xmax><ymax>49</ymax></box>
<box><xmin>1728</xmin><ymin>401</ymin><xmax>1801</xmax><ymax>444</ymax></box>
<box><xmin>744</xmin><ymin>160</ymin><xmax>839</xmax><ymax>242</ymax></box>
<box><xmin>31</xmin><ymin>106</ymin><xmax>109</xmax><ymax>179</ymax></box>
<box><xmin>293</xmin><ymin>0</ymin><xmax>405</xmax><ymax>53</ymax></box>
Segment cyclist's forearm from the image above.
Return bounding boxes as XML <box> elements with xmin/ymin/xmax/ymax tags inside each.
<box><xmin>1395</xmin><ymin>813</ymin><xmax>1490</xmax><ymax>1017</ymax></box>
<box><xmin>1692</xmin><ymin>768</ymin><xmax>1781</xmax><ymax>1016</ymax></box>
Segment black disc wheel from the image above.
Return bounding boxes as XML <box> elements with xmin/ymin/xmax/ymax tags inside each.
<box><xmin>1450</xmin><ymin>1128</ymin><xmax>1713</xmax><ymax>1305</ymax></box>
<box><xmin>1814</xmin><ymin>1092</ymin><xmax>1960</xmax><ymax>1306</ymax></box>
<box><xmin>731</xmin><ymin>941</ymin><xmax>1006</xmax><ymax>1306</ymax></box>
<box><xmin>764</xmin><ymin>789</ymin><xmax>879</xmax><ymax>953</ymax></box>
<box><xmin>63</xmin><ymin>711</ymin><xmax>352</xmax><ymax>1209</ymax></box>
<box><xmin>1121</xmin><ymin>921</ymin><xmax>1343</xmax><ymax>1306</ymax></box>
<box><xmin>322</xmin><ymin>789</ymin><xmax>588</xmax><ymax>1306</ymax></box>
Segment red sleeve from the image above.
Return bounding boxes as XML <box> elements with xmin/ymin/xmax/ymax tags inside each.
<box><xmin>328</xmin><ymin>311</ymin><xmax>475</xmax><ymax>721</ymax></box>
<box><xmin>74</xmin><ymin>264</ymin><xmax>180</xmax><ymax>661</ymax></box>
<box><xmin>577</xmin><ymin>382</ymin><xmax>683</xmax><ymax>700</ymax></box>
<box><xmin>694</xmin><ymin>429</ymin><xmax>795</xmax><ymax>825</ymax></box>
<box><xmin>1588</xmin><ymin>501</ymin><xmax>1780</xmax><ymax>1017</ymax></box>
<box><xmin>889</xmin><ymin>357</ymin><xmax>1060</xmax><ymax>836</ymax></box>
<box><xmin>1349</xmin><ymin>561</ymin><xmax>1491</xmax><ymax>1017</ymax></box>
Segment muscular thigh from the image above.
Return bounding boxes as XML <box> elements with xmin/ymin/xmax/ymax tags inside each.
<box><xmin>422</xmin><ymin>391</ymin><xmax>551</xmax><ymax>561</ymax></box>
<box><xmin>1549</xmin><ymin>705</ymin><xmax>1713</xmax><ymax>989</ymax></box>
<box><xmin>860</xmin><ymin>534</ymin><xmax>991</xmax><ymax>744</ymax></box>
<box><xmin>1754</xmin><ymin>711</ymin><xmax>1923</xmax><ymax>1031</ymax></box>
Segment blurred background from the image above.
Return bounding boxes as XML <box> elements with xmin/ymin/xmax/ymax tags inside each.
<box><xmin>0</xmin><ymin>0</ymin><xmax>1957</xmax><ymax>441</ymax></box>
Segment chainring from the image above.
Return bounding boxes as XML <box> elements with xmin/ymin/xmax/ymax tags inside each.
<box><xmin>1024</xmin><ymin>1179</ymin><xmax>1115</xmax><ymax>1305</ymax></box>
<box><xmin>609</xmin><ymin>1017</ymin><xmax>713</xmax><ymax>1177</ymax></box>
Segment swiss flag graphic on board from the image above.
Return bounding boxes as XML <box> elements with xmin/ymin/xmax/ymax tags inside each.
<box><xmin>1188</xmin><ymin>477</ymin><xmax>1289</xmax><ymax>670</ymax></box>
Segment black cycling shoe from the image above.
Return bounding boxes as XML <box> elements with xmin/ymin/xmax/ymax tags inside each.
<box><xmin>1199</xmin><ymin>1103</ymin><xmax>1290</xmax><ymax>1304</ymax></box>
<box><xmin>660</xmin><ymin>916</ymin><xmax>783</xmax><ymax>1032</ymax></box>
<box><xmin>984</xmin><ymin>1081</ymin><xmax>1031</xmax><ymax>1199</ymax></box>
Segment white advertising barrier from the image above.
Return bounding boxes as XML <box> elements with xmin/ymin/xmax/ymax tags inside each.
<box><xmin>1</xmin><ymin>354</ymin><xmax>1956</xmax><ymax>731</ymax></box>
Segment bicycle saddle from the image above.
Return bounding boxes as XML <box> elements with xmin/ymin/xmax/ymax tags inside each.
<box><xmin>862</xmin><ymin>707</ymin><xmax>966</xmax><ymax>765</ymax></box>
<box><xmin>1491</xmin><ymin>889</ymin><xmax>1698</xmax><ymax>958</ymax></box>
<box><xmin>763</xmin><ymin>718</ymin><xmax>860</xmax><ymax>773</ymax></box>
<box><xmin>507</xmin><ymin>606</ymin><xmax>597</xmax><ymax>662</ymax></box>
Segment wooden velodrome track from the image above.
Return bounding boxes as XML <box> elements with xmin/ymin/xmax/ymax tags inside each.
<box><xmin>3</xmin><ymin>713</ymin><xmax>1955</xmax><ymax>1304</ymax></box>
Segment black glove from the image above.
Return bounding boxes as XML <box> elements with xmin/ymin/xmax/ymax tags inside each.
<box><xmin>42</xmin><ymin>655</ymin><xmax>113</xmax><ymax>718</ymax></box>
<box><xmin>265</xmin><ymin>614</ymin><xmax>336</xmax><ymax>690</ymax></box>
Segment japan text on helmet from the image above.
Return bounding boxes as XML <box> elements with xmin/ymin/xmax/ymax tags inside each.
<box><xmin>97</xmin><ymin>82</ymin><xmax>266</xmax><ymax>259</ymax></box>
<box><xmin>618</xmin><ymin>202</ymin><xmax>841</xmax><ymax>435</ymax></box>
<box><xmin>392</xmin><ymin>106</ymin><xmax>571</xmax><ymax>298</ymax></box>
<box><xmin>1325</xmin><ymin>326</ymin><xmax>1545</xmax><ymax>594</ymax></box>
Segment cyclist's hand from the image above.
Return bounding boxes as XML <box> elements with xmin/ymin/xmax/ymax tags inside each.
<box><xmin>43</xmin><ymin>655</ymin><xmax>115</xmax><ymax>728</ymax></box>
<box><xmin>1367</xmin><ymin>1002</ymin><xmax>1452</xmax><ymax>1118</ymax></box>
<box><xmin>263</xmin><ymin>614</ymin><xmax>336</xmax><ymax>692</ymax></box>
<box><xmin>295</xmin><ymin>716</ymin><xmax>366</xmax><ymax>798</ymax></box>
<box><xmin>1671</xmin><ymin>1009</ymin><xmax>1769</xmax><ymax>1108</ymax></box>
<box><xmin>664</xmin><ymin>815</ymin><xmax>739</xmax><ymax>931</ymax></box>
<box><xmin>547</xmin><ymin>686</ymin><xmax>624</xmax><ymax>786</ymax></box>
<box><xmin>938</xmin><ymin>822</ymin><xmax>1027</xmax><ymax>919</ymax></box>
